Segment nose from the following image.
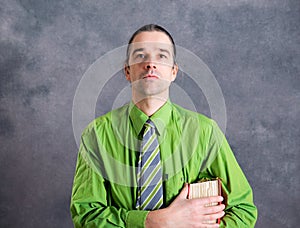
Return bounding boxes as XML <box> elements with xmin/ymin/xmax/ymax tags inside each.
<box><xmin>144</xmin><ymin>62</ymin><xmax>157</xmax><ymax>70</ymax></box>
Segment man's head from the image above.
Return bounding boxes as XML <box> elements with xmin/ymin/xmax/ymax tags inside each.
<box><xmin>126</xmin><ymin>24</ymin><xmax>176</xmax><ymax>66</ymax></box>
<box><xmin>124</xmin><ymin>24</ymin><xmax>178</xmax><ymax>102</ymax></box>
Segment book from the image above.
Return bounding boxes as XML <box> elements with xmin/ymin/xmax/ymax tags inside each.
<box><xmin>187</xmin><ymin>179</ymin><xmax>222</xmax><ymax>224</ymax></box>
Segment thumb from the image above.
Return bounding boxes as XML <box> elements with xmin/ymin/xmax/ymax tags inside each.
<box><xmin>169</xmin><ymin>183</ymin><xmax>189</xmax><ymax>207</ymax></box>
<box><xmin>177</xmin><ymin>183</ymin><xmax>189</xmax><ymax>200</ymax></box>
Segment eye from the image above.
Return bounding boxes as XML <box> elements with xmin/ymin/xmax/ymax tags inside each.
<box><xmin>159</xmin><ymin>54</ymin><xmax>167</xmax><ymax>59</ymax></box>
<box><xmin>135</xmin><ymin>53</ymin><xmax>146</xmax><ymax>59</ymax></box>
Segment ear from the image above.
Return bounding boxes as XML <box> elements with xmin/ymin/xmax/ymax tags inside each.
<box><xmin>124</xmin><ymin>64</ymin><xmax>131</xmax><ymax>81</ymax></box>
<box><xmin>171</xmin><ymin>63</ymin><xmax>178</xmax><ymax>82</ymax></box>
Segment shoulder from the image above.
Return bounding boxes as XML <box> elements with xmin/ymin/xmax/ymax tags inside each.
<box><xmin>171</xmin><ymin>103</ymin><xmax>217</xmax><ymax>129</ymax></box>
<box><xmin>82</xmin><ymin>103</ymin><xmax>130</xmax><ymax>136</ymax></box>
<box><xmin>171</xmin><ymin>103</ymin><xmax>226</xmax><ymax>149</ymax></box>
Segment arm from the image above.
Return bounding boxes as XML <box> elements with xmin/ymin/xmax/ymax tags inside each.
<box><xmin>145</xmin><ymin>184</ymin><xmax>225</xmax><ymax>228</ymax></box>
<box><xmin>204</xmin><ymin>121</ymin><xmax>258</xmax><ymax>227</ymax></box>
<box><xmin>70</xmin><ymin>134</ymin><xmax>148</xmax><ymax>227</ymax></box>
<box><xmin>146</xmin><ymin>119</ymin><xmax>257</xmax><ymax>227</ymax></box>
<box><xmin>70</xmin><ymin>145</ymin><xmax>224</xmax><ymax>228</ymax></box>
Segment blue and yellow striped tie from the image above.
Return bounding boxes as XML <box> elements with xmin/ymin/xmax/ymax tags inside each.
<box><xmin>136</xmin><ymin>119</ymin><xmax>163</xmax><ymax>210</ymax></box>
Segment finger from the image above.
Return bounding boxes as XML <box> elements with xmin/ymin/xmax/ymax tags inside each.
<box><xmin>195</xmin><ymin>196</ymin><xmax>224</xmax><ymax>206</ymax></box>
<box><xmin>201</xmin><ymin>204</ymin><xmax>225</xmax><ymax>215</ymax></box>
<box><xmin>202</xmin><ymin>204</ymin><xmax>225</xmax><ymax>214</ymax></box>
<box><xmin>200</xmin><ymin>223</ymin><xmax>220</xmax><ymax>228</ymax></box>
<box><xmin>196</xmin><ymin>222</ymin><xmax>220</xmax><ymax>228</ymax></box>
<box><xmin>202</xmin><ymin>210</ymin><xmax>225</xmax><ymax>221</ymax></box>
<box><xmin>200</xmin><ymin>222</ymin><xmax>221</xmax><ymax>228</ymax></box>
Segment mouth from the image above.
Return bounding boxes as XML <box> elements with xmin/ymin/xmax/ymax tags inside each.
<box><xmin>142</xmin><ymin>74</ymin><xmax>159</xmax><ymax>79</ymax></box>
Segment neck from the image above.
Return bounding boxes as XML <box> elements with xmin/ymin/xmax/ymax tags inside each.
<box><xmin>132</xmin><ymin>95</ymin><xmax>168</xmax><ymax>117</ymax></box>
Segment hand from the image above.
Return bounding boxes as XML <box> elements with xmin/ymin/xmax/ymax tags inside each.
<box><xmin>145</xmin><ymin>184</ymin><xmax>225</xmax><ymax>228</ymax></box>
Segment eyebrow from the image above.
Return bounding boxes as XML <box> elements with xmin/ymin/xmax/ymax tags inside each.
<box><xmin>159</xmin><ymin>48</ymin><xmax>171</xmax><ymax>56</ymax></box>
<box><xmin>131</xmin><ymin>48</ymin><xmax>145</xmax><ymax>57</ymax></box>
<box><xmin>131</xmin><ymin>48</ymin><xmax>172</xmax><ymax>57</ymax></box>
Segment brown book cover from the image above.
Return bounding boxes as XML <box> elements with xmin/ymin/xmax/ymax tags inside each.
<box><xmin>187</xmin><ymin>179</ymin><xmax>222</xmax><ymax>224</ymax></box>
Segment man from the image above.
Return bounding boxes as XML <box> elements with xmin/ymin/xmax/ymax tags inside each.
<box><xmin>70</xmin><ymin>24</ymin><xmax>257</xmax><ymax>227</ymax></box>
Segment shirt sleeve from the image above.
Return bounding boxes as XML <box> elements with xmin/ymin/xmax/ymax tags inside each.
<box><xmin>70</xmin><ymin>130</ymin><xmax>149</xmax><ymax>228</ymax></box>
<box><xmin>204</xmin><ymin>120</ymin><xmax>258</xmax><ymax>227</ymax></box>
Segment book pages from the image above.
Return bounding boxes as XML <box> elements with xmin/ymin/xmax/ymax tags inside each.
<box><xmin>187</xmin><ymin>179</ymin><xmax>221</xmax><ymax>224</ymax></box>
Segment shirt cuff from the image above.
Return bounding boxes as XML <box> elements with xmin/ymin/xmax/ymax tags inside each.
<box><xmin>126</xmin><ymin>210</ymin><xmax>149</xmax><ymax>228</ymax></box>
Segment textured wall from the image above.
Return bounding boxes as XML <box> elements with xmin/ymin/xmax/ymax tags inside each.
<box><xmin>0</xmin><ymin>0</ymin><xmax>299</xmax><ymax>227</ymax></box>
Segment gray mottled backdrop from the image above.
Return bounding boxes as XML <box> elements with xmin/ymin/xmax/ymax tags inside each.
<box><xmin>0</xmin><ymin>0</ymin><xmax>299</xmax><ymax>227</ymax></box>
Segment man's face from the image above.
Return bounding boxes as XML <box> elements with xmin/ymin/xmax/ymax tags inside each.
<box><xmin>125</xmin><ymin>31</ymin><xmax>178</xmax><ymax>100</ymax></box>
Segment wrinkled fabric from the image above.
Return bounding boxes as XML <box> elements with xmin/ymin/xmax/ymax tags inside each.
<box><xmin>70</xmin><ymin>100</ymin><xmax>257</xmax><ymax>227</ymax></box>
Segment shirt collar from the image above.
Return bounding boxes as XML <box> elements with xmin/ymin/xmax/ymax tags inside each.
<box><xmin>129</xmin><ymin>100</ymin><xmax>173</xmax><ymax>136</ymax></box>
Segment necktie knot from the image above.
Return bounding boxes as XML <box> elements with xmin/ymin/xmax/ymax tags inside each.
<box><xmin>144</xmin><ymin>119</ymin><xmax>155</xmax><ymax>129</ymax></box>
<box><xmin>142</xmin><ymin>119</ymin><xmax>156</xmax><ymax>138</ymax></box>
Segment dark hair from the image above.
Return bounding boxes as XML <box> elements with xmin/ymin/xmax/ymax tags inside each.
<box><xmin>126</xmin><ymin>24</ymin><xmax>176</xmax><ymax>65</ymax></box>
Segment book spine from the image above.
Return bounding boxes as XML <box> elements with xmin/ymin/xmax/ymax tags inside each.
<box><xmin>217</xmin><ymin>178</ymin><xmax>222</xmax><ymax>224</ymax></box>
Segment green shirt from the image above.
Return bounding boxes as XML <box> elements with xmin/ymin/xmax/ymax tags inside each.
<box><xmin>70</xmin><ymin>101</ymin><xmax>257</xmax><ymax>227</ymax></box>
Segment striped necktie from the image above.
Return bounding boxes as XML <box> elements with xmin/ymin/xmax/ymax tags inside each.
<box><xmin>136</xmin><ymin>119</ymin><xmax>163</xmax><ymax>210</ymax></box>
